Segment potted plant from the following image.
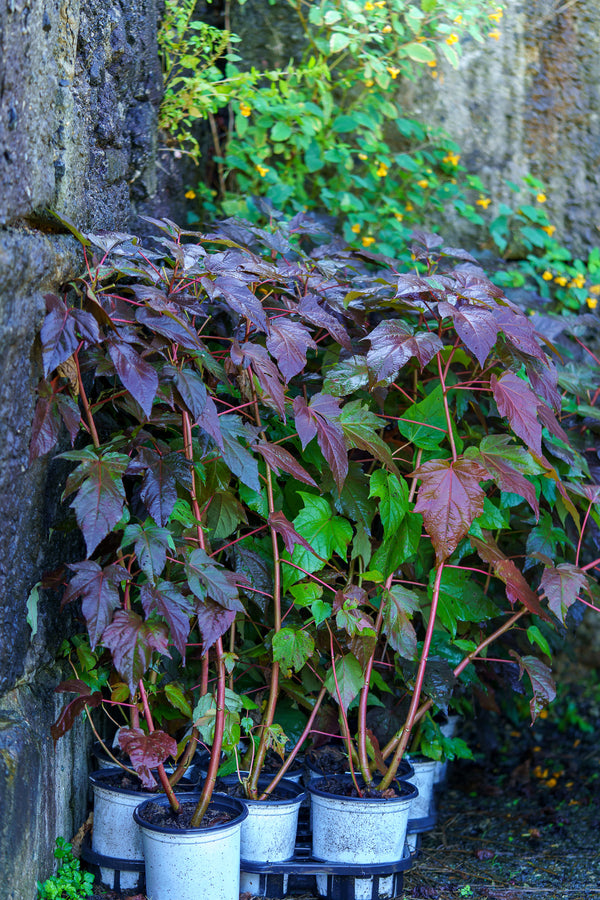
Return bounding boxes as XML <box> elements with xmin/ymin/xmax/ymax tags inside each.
<box><xmin>33</xmin><ymin>213</ymin><xmax>599</xmax><ymax>897</ymax></box>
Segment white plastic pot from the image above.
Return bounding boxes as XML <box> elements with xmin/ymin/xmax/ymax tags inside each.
<box><xmin>308</xmin><ymin>775</ymin><xmax>418</xmax><ymax>900</ymax></box>
<box><xmin>405</xmin><ymin>756</ymin><xmax>437</xmax><ymax>853</ymax></box>
<box><xmin>305</xmin><ymin>746</ymin><xmax>414</xmax><ymax>784</ymax></box>
<box><xmin>434</xmin><ymin>714</ymin><xmax>461</xmax><ymax>786</ymax></box>
<box><xmin>134</xmin><ymin>791</ymin><xmax>248</xmax><ymax>900</ymax></box>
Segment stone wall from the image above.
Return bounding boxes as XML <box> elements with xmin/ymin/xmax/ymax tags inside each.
<box><xmin>0</xmin><ymin>1</ymin><xmax>162</xmax><ymax>897</ymax></box>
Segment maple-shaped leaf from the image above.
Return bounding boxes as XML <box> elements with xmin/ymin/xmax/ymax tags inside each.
<box><xmin>366</xmin><ymin>321</ymin><xmax>443</xmax><ymax>381</ymax></box>
<box><xmin>140</xmin><ymin>581</ymin><xmax>193</xmax><ymax>656</ymax></box>
<box><xmin>323</xmin><ymin>355</ymin><xmax>370</xmax><ymax>397</ymax></box>
<box><xmin>268</xmin><ymin>510</ymin><xmax>316</xmax><ymax>555</ymax></box>
<box><xmin>539</xmin><ymin>563</ymin><xmax>588</xmax><ymax>624</ymax></box>
<box><xmin>212</xmin><ymin>274</ymin><xmax>268</xmax><ymax>332</ymax></box>
<box><xmin>283</xmin><ymin>493</ymin><xmax>352</xmax><ymax>590</ymax></box>
<box><xmin>61</xmin><ymin>450</ymin><xmax>129</xmax><ymax>555</ymax></box>
<box><xmin>239</xmin><ymin>342</ymin><xmax>286</xmax><ymax>420</ymax></box>
<box><xmin>339</xmin><ymin>401</ymin><xmax>399</xmax><ymax>474</ymax></box>
<box><xmin>431</xmin><ymin>566</ymin><xmax>498</xmax><ymax>636</ymax></box>
<box><xmin>438</xmin><ymin>301</ymin><xmax>498</xmax><ymax>367</ymax></box>
<box><xmin>292</xmin><ymin>393</ymin><xmax>347</xmax><ymax>491</ymax></box>
<box><xmin>382</xmin><ymin>585</ymin><xmax>418</xmax><ymax>659</ymax></box>
<box><xmin>62</xmin><ymin>561</ymin><xmax>129</xmax><ymax>649</ymax></box>
<box><xmin>29</xmin><ymin>380</ymin><xmax>62</xmax><ymax>463</ymax></box>
<box><xmin>185</xmin><ymin>547</ymin><xmax>244</xmax><ymax>612</ymax></box>
<box><xmin>255</xmin><ymin>440</ymin><xmax>317</xmax><ymax>487</ymax></box>
<box><xmin>324</xmin><ymin>654</ymin><xmax>363</xmax><ymax>710</ymax></box>
<box><xmin>413</xmin><ymin>457</ymin><xmax>487</xmax><ymax>562</ymax></box>
<box><xmin>491</xmin><ymin>372</ymin><xmax>542</xmax><ymax>455</ymax></box>
<box><xmin>495</xmin><ymin>308</ymin><xmax>546</xmax><ymax>362</ymax></box>
<box><xmin>136</xmin><ymin>306</ymin><xmax>202</xmax><ymax>351</ymax></box>
<box><xmin>470</xmin><ymin>534</ymin><xmax>548</xmax><ymax>619</ymax></box>
<box><xmin>397</xmin><ymin>385</ymin><xmax>448</xmax><ymax>451</ymax></box>
<box><xmin>272</xmin><ymin>627</ymin><xmax>315</xmax><ymax>677</ymax></box>
<box><xmin>107</xmin><ymin>339</ymin><xmax>158</xmax><ymax>419</ymax></box>
<box><xmin>369</xmin><ymin>470</ymin><xmax>409</xmax><ymax>536</ymax></box>
<box><xmin>466</xmin><ymin>435</ymin><xmax>539</xmax><ymax>518</ymax></box>
<box><xmin>122</xmin><ymin>521</ymin><xmax>174</xmax><ymax>582</ymax></box>
<box><xmin>128</xmin><ymin>448</ymin><xmax>191</xmax><ymax>526</ymax></box>
<box><xmin>266</xmin><ymin>317</ymin><xmax>317</xmax><ymax>382</ymax></box>
<box><xmin>195</xmin><ymin>598</ymin><xmax>236</xmax><ymax>653</ymax></box>
<box><xmin>51</xmin><ymin>680</ymin><xmax>103</xmax><ymax>742</ymax></box>
<box><xmin>513</xmin><ymin>652</ymin><xmax>556</xmax><ymax>720</ymax></box>
<box><xmin>118</xmin><ymin>727</ymin><xmax>178</xmax><ymax>788</ymax></box>
<box><xmin>162</xmin><ymin>364</ymin><xmax>207</xmax><ymax>420</ymax></box>
<box><xmin>297</xmin><ymin>293</ymin><xmax>352</xmax><ymax>350</ymax></box>
<box><xmin>41</xmin><ymin>294</ymin><xmax>80</xmax><ymax>376</ymax></box>
<box><xmin>102</xmin><ymin>609</ymin><xmax>170</xmax><ymax>696</ymax></box>
<box><xmin>394</xmin><ymin>272</ymin><xmax>438</xmax><ymax>297</ymax></box>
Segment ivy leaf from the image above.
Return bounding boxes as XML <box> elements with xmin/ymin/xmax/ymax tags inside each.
<box><xmin>323</xmin><ymin>355</ymin><xmax>370</xmax><ymax>397</ymax></box>
<box><xmin>62</xmin><ymin>561</ymin><xmax>129</xmax><ymax>650</ymax></box>
<box><xmin>396</xmin><ymin>386</ymin><xmax>448</xmax><ymax>450</ymax></box>
<box><xmin>470</xmin><ymin>534</ymin><xmax>549</xmax><ymax>619</ymax></box>
<box><xmin>513</xmin><ymin>652</ymin><xmax>556</xmax><ymax>720</ymax></box>
<box><xmin>370</xmin><ymin>511</ymin><xmax>422</xmax><ymax>576</ymax></box>
<box><xmin>268</xmin><ymin>510</ymin><xmax>316</xmax><ymax>555</ymax></box>
<box><xmin>255</xmin><ymin>440</ymin><xmax>318</xmax><ymax>487</ymax></box>
<box><xmin>466</xmin><ymin>435</ymin><xmax>539</xmax><ymax>517</ymax></box>
<box><xmin>122</xmin><ymin>521</ymin><xmax>174</xmax><ymax>581</ymax></box>
<box><xmin>239</xmin><ymin>342</ymin><xmax>286</xmax><ymax>420</ymax></box>
<box><xmin>539</xmin><ymin>563</ymin><xmax>588</xmax><ymax>624</ymax></box>
<box><xmin>369</xmin><ymin>470</ymin><xmax>409</xmax><ymax>536</ymax></box>
<box><xmin>136</xmin><ymin>307</ymin><xmax>203</xmax><ymax>351</ymax></box>
<box><xmin>293</xmin><ymin>393</ymin><xmax>347</xmax><ymax>490</ymax></box>
<box><xmin>283</xmin><ymin>493</ymin><xmax>352</xmax><ymax>588</ymax></box>
<box><xmin>140</xmin><ymin>581</ymin><xmax>193</xmax><ymax>657</ymax></box>
<box><xmin>272</xmin><ymin>627</ymin><xmax>315</xmax><ymax>676</ymax></box>
<box><xmin>525</xmin><ymin>512</ymin><xmax>567</xmax><ymax>560</ymax></box>
<box><xmin>196</xmin><ymin>394</ymin><xmax>224</xmax><ymax>450</ymax></box>
<box><xmin>324</xmin><ymin>654</ymin><xmax>364</xmax><ymax>710</ymax></box>
<box><xmin>41</xmin><ymin>294</ymin><xmax>80</xmax><ymax>376</ymax></box>
<box><xmin>491</xmin><ymin>372</ymin><xmax>542</xmax><ymax>455</ymax></box>
<box><xmin>438</xmin><ymin>301</ymin><xmax>498</xmax><ymax>367</ymax></box>
<box><xmin>186</xmin><ymin>547</ymin><xmax>244</xmax><ymax>612</ymax></box>
<box><xmin>102</xmin><ymin>609</ymin><xmax>170</xmax><ymax>696</ymax></box>
<box><xmin>528</xmin><ymin>360</ymin><xmax>562</xmax><ymax>412</ymax></box>
<box><xmin>62</xmin><ymin>451</ymin><xmax>129</xmax><ymax>555</ymax></box>
<box><xmin>29</xmin><ymin>380</ymin><xmax>62</xmax><ymax>463</ymax></box>
<box><xmin>297</xmin><ymin>293</ymin><xmax>352</xmax><ymax>350</ymax></box>
<box><xmin>118</xmin><ymin>727</ymin><xmax>178</xmax><ymax>789</ymax></box>
<box><xmin>431</xmin><ymin>567</ymin><xmax>498</xmax><ymax>637</ymax></box>
<box><xmin>51</xmin><ymin>681</ymin><xmax>103</xmax><ymax>743</ymax></box>
<box><xmin>107</xmin><ymin>340</ymin><xmax>158</xmax><ymax>419</ymax></box>
<box><xmin>339</xmin><ymin>401</ymin><xmax>399</xmax><ymax>474</ymax></box>
<box><xmin>413</xmin><ymin>458</ymin><xmax>487</xmax><ymax>562</ymax></box>
<box><xmin>383</xmin><ymin>586</ymin><xmax>418</xmax><ymax>659</ymax></box>
<box><xmin>195</xmin><ymin>598</ymin><xmax>237</xmax><ymax>653</ymax></box>
<box><xmin>366</xmin><ymin>321</ymin><xmax>443</xmax><ymax>380</ymax></box>
<box><xmin>496</xmin><ymin>308</ymin><xmax>546</xmax><ymax>362</ymax></box>
<box><xmin>212</xmin><ymin>274</ymin><xmax>268</xmax><ymax>332</ymax></box>
<box><xmin>162</xmin><ymin>364</ymin><xmax>207</xmax><ymax>419</ymax></box>
<box><xmin>128</xmin><ymin>448</ymin><xmax>189</xmax><ymax>526</ymax></box>
<box><xmin>266</xmin><ymin>317</ymin><xmax>317</xmax><ymax>381</ymax></box>
<box><xmin>218</xmin><ymin>414</ymin><xmax>260</xmax><ymax>492</ymax></box>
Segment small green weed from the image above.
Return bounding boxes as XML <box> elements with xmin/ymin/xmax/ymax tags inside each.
<box><xmin>37</xmin><ymin>838</ymin><xmax>94</xmax><ymax>900</ymax></box>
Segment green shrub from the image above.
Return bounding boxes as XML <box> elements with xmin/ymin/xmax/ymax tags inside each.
<box><xmin>37</xmin><ymin>839</ymin><xmax>94</xmax><ymax>900</ymax></box>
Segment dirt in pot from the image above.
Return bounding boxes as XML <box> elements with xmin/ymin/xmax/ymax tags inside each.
<box><xmin>315</xmin><ymin>776</ymin><xmax>406</xmax><ymax>799</ymax></box>
<box><xmin>139</xmin><ymin>801</ymin><xmax>235</xmax><ymax>829</ymax></box>
<box><xmin>216</xmin><ymin>781</ymin><xmax>291</xmax><ymax>801</ymax></box>
<box><xmin>305</xmin><ymin>744</ymin><xmax>349</xmax><ymax>775</ymax></box>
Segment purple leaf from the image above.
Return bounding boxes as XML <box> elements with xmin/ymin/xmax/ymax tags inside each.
<box><xmin>51</xmin><ymin>681</ymin><xmax>103</xmax><ymax>743</ymax></box>
<box><xmin>540</xmin><ymin>563</ymin><xmax>588</xmax><ymax>624</ymax></box>
<box><xmin>293</xmin><ymin>393</ymin><xmax>348</xmax><ymax>491</ymax></box>
<box><xmin>62</xmin><ymin>561</ymin><xmax>129</xmax><ymax>649</ymax></box>
<box><xmin>102</xmin><ymin>609</ymin><xmax>170</xmax><ymax>696</ymax></box>
<box><xmin>196</xmin><ymin>599</ymin><xmax>237</xmax><ymax>654</ymax></box>
<box><xmin>513</xmin><ymin>653</ymin><xmax>556</xmax><ymax>721</ymax></box>
<box><xmin>41</xmin><ymin>294</ymin><xmax>80</xmax><ymax>376</ymax></box>
<box><xmin>438</xmin><ymin>301</ymin><xmax>498</xmax><ymax>367</ymax></box>
<box><xmin>238</xmin><ymin>342</ymin><xmax>286</xmax><ymax>420</ymax></box>
<box><xmin>537</xmin><ymin>403</ymin><xmax>570</xmax><ymax>447</ymax></box>
<box><xmin>140</xmin><ymin>581</ymin><xmax>193</xmax><ymax>657</ymax></box>
<box><xmin>196</xmin><ymin>395</ymin><xmax>224</xmax><ymax>450</ymax></box>
<box><xmin>186</xmin><ymin>548</ymin><xmax>244</xmax><ymax>612</ymax></box>
<box><xmin>63</xmin><ymin>452</ymin><xmax>129</xmax><ymax>555</ymax></box>
<box><xmin>527</xmin><ymin>361</ymin><xmax>561</xmax><ymax>412</ymax></box>
<box><xmin>491</xmin><ymin>372</ymin><xmax>542</xmax><ymax>456</ymax></box>
<box><xmin>128</xmin><ymin>448</ymin><xmax>188</xmax><ymax>526</ymax></box>
<box><xmin>268</xmin><ymin>510</ymin><xmax>316</xmax><ymax>555</ymax></box>
<box><xmin>136</xmin><ymin>307</ymin><xmax>203</xmax><ymax>351</ymax></box>
<box><xmin>29</xmin><ymin>380</ymin><xmax>62</xmax><ymax>463</ymax></box>
<box><xmin>107</xmin><ymin>340</ymin><xmax>158</xmax><ymax>419</ymax></box>
<box><xmin>297</xmin><ymin>294</ymin><xmax>352</xmax><ymax>350</ymax></box>
<box><xmin>57</xmin><ymin>394</ymin><xmax>82</xmax><ymax>445</ymax></box>
<box><xmin>71</xmin><ymin>308</ymin><xmax>101</xmax><ymax>345</ymax></box>
<box><xmin>495</xmin><ymin>308</ymin><xmax>546</xmax><ymax>361</ymax></box>
<box><xmin>266</xmin><ymin>317</ymin><xmax>317</xmax><ymax>382</ymax></box>
<box><xmin>366</xmin><ymin>321</ymin><xmax>443</xmax><ymax>380</ymax></box>
<box><xmin>162</xmin><ymin>364</ymin><xmax>207</xmax><ymax>419</ymax></box>
<box><xmin>470</xmin><ymin>437</ymin><xmax>539</xmax><ymax>518</ymax></box>
<box><xmin>118</xmin><ymin>727</ymin><xmax>178</xmax><ymax>789</ymax></box>
<box><xmin>255</xmin><ymin>440</ymin><xmax>318</xmax><ymax>487</ymax></box>
<box><xmin>471</xmin><ymin>534</ymin><xmax>549</xmax><ymax>619</ymax></box>
<box><xmin>212</xmin><ymin>274</ymin><xmax>268</xmax><ymax>332</ymax></box>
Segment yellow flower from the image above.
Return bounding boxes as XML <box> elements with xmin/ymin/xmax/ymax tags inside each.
<box><xmin>374</xmin><ymin>1</ymin><xmax>386</xmax><ymax>6</ymax></box>
<box><xmin>364</xmin><ymin>1</ymin><xmax>374</xmax><ymax>9</ymax></box>
<box><xmin>394</xmin><ymin>212</ymin><xmax>403</xmax><ymax>221</ymax></box>
<box><xmin>554</xmin><ymin>275</ymin><xmax>568</xmax><ymax>286</ymax></box>
<box><xmin>387</xmin><ymin>66</ymin><xmax>400</xmax><ymax>79</ymax></box>
<box><xmin>382</xmin><ymin>24</ymin><xmax>392</xmax><ymax>33</ymax></box>
<box><xmin>589</xmin><ymin>284</ymin><xmax>600</xmax><ymax>295</ymax></box>
<box><xmin>405</xmin><ymin>202</ymin><xmax>414</xmax><ymax>212</ymax></box>
<box><xmin>417</xmin><ymin>179</ymin><xmax>429</xmax><ymax>189</ymax></box>
<box><xmin>488</xmin><ymin>29</ymin><xmax>501</xmax><ymax>40</ymax></box>
<box><xmin>443</xmin><ymin>152</ymin><xmax>460</xmax><ymax>166</ymax></box>
<box><xmin>476</xmin><ymin>196</ymin><xmax>491</xmax><ymax>208</ymax></box>
<box><xmin>365</xmin><ymin>79</ymin><xmax>374</xmax><ymax>87</ymax></box>
<box><xmin>570</xmin><ymin>274</ymin><xmax>585</xmax><ymax>289</ymax></box>
<box><xmin>427</xmin><ymin>59</ymin><xmax>437</xmax><ymax>67</ymax></box>
<box><xmin>537</xmin><ymin>192</ymin><xmax>547</xmax><ymax>202</ymax></box>
<box><xmin>542</xmin><ymin>225</ymin><xmax>556</xmax><ymax>236</ymax></box>
<box><xmin>376</xmin><ymin>162</ymin><xmax>389</xmax><ymax>177</ymax></box>
<box><xmin>351</xmin><ymin>223</ymin><xmax>361</xmax><ymax>234</ymax></box>
<box><xmin>362</xmin><ymin>236</ymin><xmax>376</xmax><ymax>246</ymax></box>
<box><xmin>431</xmin><ymin>70</ymin><xmax>438</xmax><ymax>78</ymax></box>
<box><xmin>358</xmin><ymin>153</ymin><xmax>368</xmax><ymax>160</ymax></box>
<box><xmin>542</xmin><ymin>270</ymin><xmax>553</xmax><ymax>281</ymax></box>
<box><xmin>545</xmin><ymin>777</ymin><xmax>558</xmax><ymax>788</ymax></box>
<box><xmin>453</xmin><ymin>14</ymin><xmax>462</xmax><ymax>24</ymax></box>
<box><xmin>184</xmin><ymin>190</ymin><xmax>196</xmax><ymax>200</ymax></box>
<box><xmin>488</xmin><ymin>10</ymin><xmax>503</xmax><ymax>22</ymax></box>
<box><xmin>256</xmin><ymin>164</ymin><xmax>269</xmax><ymax>177</ymax></box>
<box><xmin>239</xmin><ymin>102</ymin><xmax>252</xmax><ymax>117</ymax></box>
<box><xmin>446</xmin><ymin>33</ymin><xmax>459</xmax><ymax>45</ymax></box>
<box><xmin>586</xmin><ymin>297</ymin><xmax>598</xmax><ymax>309</ymax></box>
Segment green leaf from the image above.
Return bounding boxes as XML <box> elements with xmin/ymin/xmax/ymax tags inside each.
<box><xmin>397</xmin><ymin>386</ymin><xmax>448</xmax><ymax>450</ymax></box>
<box><xmin>283</xmin><ymin>493</ymin><xmax>352</xmax><ymax>589</ymax></box>
<box><xmin>271</xmin><ymin>121</ymin><xmax>292</xmax><ymax>141</ymax></box>
<box><xmin>431</xmin><ymin>567</ymin><xmax>498</xmax><ymax>637</ymax></box>
<box><xmin>371</xmin><ymin>511</ymin><xmax>422</xmax><ymax>576</ymax></box>
<box><xmin>164</xmin><ymin>683</ymin><xmax>192</xmax><ymax>717</ymax></box>
<box><xmin>290</xmin><ymin>582</ymin><xmax>323</xmax><ymax>607</ymax></box>
<box><xmin>26</xmin><ymin>583</ymin><xmax>40</xmax><ymax>637</ymax></box>
<box><xmin>324</xmin><ymin>654</ymin><xmax>364</xmax><ymax>710</ymax></box>
<box><xmin>369</xmin><ymin>470</ymin><xmax>409</xmax><ymax>535</ymax></box>
<box><xmin>526</xmin><ymin>625</ymin><xmax>551</xmax><ymax>658</ymax></box>
<box><xmin>330</xmin><ymin>31</ymin><xmax>351</xmax><ymax>53</ymax></box>
<box><xmin>340</xmin><ymin>401</ymin><xmax>399</xmax><ymax>473</ymax></box>
<box><xmin>403</xmin><ymin>42</ymin><xmax>435</xmax><ymax>62</ymax></box>
<box><xmin>122</xmin><ymin>521</ymin><xmax>174</xmax><ymax>581</ymax></box>
<box><xmin>272</xmin><ymin>627</ymin><xmax>315</xmax><ymax>676</ymax></box>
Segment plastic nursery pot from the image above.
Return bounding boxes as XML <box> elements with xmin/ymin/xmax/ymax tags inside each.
<box><xmin>92</xmin><ymin>740</ymin><xmax>207</xmax><ymax>782</ymax></box>
<box><xmin>434</xmin><ymin>714</ymin><xmax>461</xmax><ymax>787</ymax></box>
<box><xmin>89</xmin><ymin>767</ymin><xmax>197</xmax><ymax>890</ymax></box>
<box><xmin>308</xmin><ymin>774</ymin><xmax>418</xmax><ymax>900</ymax></box>
<box><xmin>133</xmin><ymin>791</ymin><xmax>248</xmax><ymax>900</ymax></box>
<box><xmin>405</xmin><ymin>756</ymin><xmax>438</xmax><ymax>854</ymax></box>
<box><xmin>219</xmin><ymin>774</ymin><xmax>306</xmax><ymax>897</ymax></box>
<box><xmin>305</xmin><ymin>744</ymin><xmax>414</xmax><ymax>783</ymax></box>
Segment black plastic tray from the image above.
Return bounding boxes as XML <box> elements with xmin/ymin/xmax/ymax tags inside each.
<box><xmin>80</xmin><ymin>832</ymin><xmax>145</xmax><ymax>894</ymax></box>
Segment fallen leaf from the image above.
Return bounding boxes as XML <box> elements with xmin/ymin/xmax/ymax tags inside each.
<box><xmin>475</xmin><ymin>847</ymin><xmax>495</xmax><ymax>860</ymax></box>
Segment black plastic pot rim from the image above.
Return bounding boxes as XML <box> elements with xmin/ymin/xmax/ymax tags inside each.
<box><xmin>307</xmin><ymin>774</ymin><xmax>419</xmax><ymax>803</ymax></box>
<box><xmin>89</xmin><ymin>766</ymin><xmax>197</xmax><ymax>797</ymax></box>
<box><xmin>218</xmin><ymin>773</ymin><xmax>306</xmax><ymax>805</ymax></box>
<box><xmin>133</xmin><ymin>790</ymin><xmax>248</xmax><ymax>835</ymax></box>
<box><xmin>306</xmin><ymin>755</ymin><xmax>415</xmax><ymax>781</ymax></box>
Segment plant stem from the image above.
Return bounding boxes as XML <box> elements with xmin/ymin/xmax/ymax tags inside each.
<box><xmin>356</xmin><ymin>578</ymin><xmax>390</xmax><ymax>784</ymax></box>
<box><xmin>138</xmin><ymin>680</ymin><xmax>180</xmax><ymax>812</ymax></box>
<box><xmin>191</xmin><ymin>637</ymin><xmax>227</xmax><ymax>827</ymax></box>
